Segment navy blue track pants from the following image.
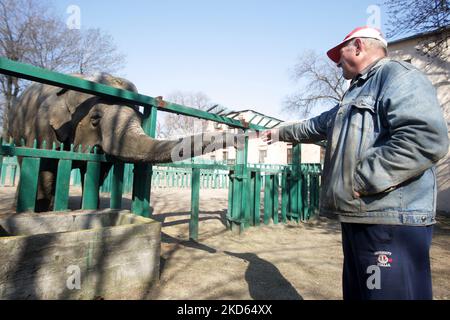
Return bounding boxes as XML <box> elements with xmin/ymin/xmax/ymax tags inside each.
<box><xmin>341</xmin><ymin>222</ymin><xmax>433</xmax><ymax>300</ymax></box>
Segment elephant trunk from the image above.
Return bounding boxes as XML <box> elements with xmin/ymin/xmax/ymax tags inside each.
<box><xmin>103</xmin><ymin>122</ymin><xmax>245</xmax><ymax>164</ymax></box>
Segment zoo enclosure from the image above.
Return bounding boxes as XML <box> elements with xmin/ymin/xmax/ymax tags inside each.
<box><xmin>0</xmin><ymin>57</ymin><xmax>322</xmax><ymax>240</ymax></box>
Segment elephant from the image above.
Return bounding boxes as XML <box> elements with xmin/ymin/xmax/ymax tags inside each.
<box><xmin>6</xmin><ymin>73</ymin><xmax>243</xmax><ymax>212</ymax></box>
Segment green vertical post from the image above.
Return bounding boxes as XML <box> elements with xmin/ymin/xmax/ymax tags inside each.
<box><xmin>288</xmin><ymin>174</ymin><xmax>298</xmax><ymax>223</ymax></box>
<box><xmin>132</xmin><ymin>105</ymin><xmax>157</xmax><ymax>217</ymax></box>
<box><xmin>54</xmin><ymin>159</ymin><xmax>72</xmax><ymax>211</ymax></box>
<box><xmin>229</xmin><ymin>132</ymin><xmax>249</xmax><ymax>232</ymax></box>
<box><xmin>315</xmin><ymin>170</ymin><xmax>321</xmax><ymax>212</ymax></box>
<box><xmin>291</xmin><ymin>143</ymin><xmax>302</xmax><ymax>223</ymax></box>
<box><xmin>281</xmin><ymin>171</ymin><xmax>288</xmax><ymax>223</ymax></box>
<box><xmin>227</xmin><ymin>169</ymin><xmax>234</xmax><ymax>229</ymax></box>
<box><xmin>249</xmin><ymin>171</ymin><xmax>255</xmax><ymax>226</ymax></box>
<box><xmin>190</xmin><ymin>168</ymin><xmax>200</xmax><ymax>241</ymax></box>
<box><xmin>82</xmin><ymin>161</ymin><xmax>101</xmax><ymax>210</ymax></box>
<box><xmin>312</xmin><ymin>172</ymin><xmax>318</xmax><ymax>216</ymax></box>
<box><xmin>243</xmin><ymin>172</ymin><xmax>251</xmax><ymax>229</ymax></box>
<box><xmin>241</xmin><ymin>133</ymin><xmax>250</xmax><ymax>230</ymax></box>
<box><xmin>264</xmin><ymin>175</ymin><xmax>273</xmax><ymax>225</ymax></box>
<box><xmin>298</xmin><ymin>167</ymin><xmax>305</xmax><ymax>221</ymax></box>
<box><xmin>301</xmin><ymin>168</ymin><xmax>309</xmax><ymax>221</ymax></box>
<box><xmin>110</xmin><ymin>162</ymin><xmax>124</xmax><ymax>209</ymax></box>
<box><xmin>230</xmin><ymin>170</ymin><xmax>242</xmax><ymax>232</ymax></box>
<box><xmin>253</xmin><ymin>171</ymin><xmax>261</xmax><ymax>226</ymax></box>
<box><xmin>310</xmin><ymin>169</ymin><xmax>316</xmax><ymax>219</ymax></box>
<box><xmin>11</xmin><ymin>163</ymin><xmax>17</xmax><ymax>186</ymax></box>
<box><xmin>17</xmin><ymin>157</ymin><xmax>41</xmax><ymax>213</ymax></box>
<box><xmin>0</xmin><ymin>155</ymin><xmax>4</xmax><ymax>186</ymax></box>
<box><xmin>272</xmin><ymin>174</ymin><xmax>279</xmax><ymax>224</ymax></box>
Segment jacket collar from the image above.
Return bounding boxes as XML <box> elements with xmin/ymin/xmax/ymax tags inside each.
<box><xmin>351</xmin><ymin>57</ymin><xmax>390</xmax><ymax>86</ymax></box>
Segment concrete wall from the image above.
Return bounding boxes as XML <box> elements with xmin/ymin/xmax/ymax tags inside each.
<box><xmin>389</xmin><ymin>32</ymin><xmax>450</xmax><ymax>213</ymax></box>
<box><xmin>0</xmin><ymin>210</ymin><xmax>161</xmax><ymax>299</ymax></box>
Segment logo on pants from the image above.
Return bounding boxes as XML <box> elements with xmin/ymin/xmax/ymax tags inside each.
<box><xmin>375</xmin><ymin>251</ymin><xmax>393</xmax><ymax>268</ymax></box>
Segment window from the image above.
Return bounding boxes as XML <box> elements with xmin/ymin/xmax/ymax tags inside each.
<box><xmin>259</xmin><ymin>149</ymin><xmax>267</xmax><ymax>163</ymax></box>
<box><xmin>223</xmin><ymin>151</ymin><xmax>228</xmax><ymax>161</ymax></box>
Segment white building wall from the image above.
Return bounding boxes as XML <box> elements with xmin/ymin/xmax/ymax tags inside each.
<box><xmin>200</xmin><ymin>111</ymin><xmax>321</xmax><ymax>165</ymax></box>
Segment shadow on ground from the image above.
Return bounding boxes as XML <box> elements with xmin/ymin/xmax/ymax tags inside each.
<box><xmin>224</xmin><ymin>251</ymin><xmax>303</xmax><ymax>300</ymax></box>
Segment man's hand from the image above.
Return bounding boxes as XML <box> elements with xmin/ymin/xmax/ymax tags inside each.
<box><xmin>259</xmin><ymin>129</ymin><xmax>279</xmax><ymax>145</ymax></box>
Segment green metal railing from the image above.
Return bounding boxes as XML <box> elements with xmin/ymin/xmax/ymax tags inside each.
<box><xmin>2</xmin><ymin>157</ymin><xmax>319</xmax><ymax>192</ymax></box>
<box><xmin>0</xmin><ymin>57</ymin><xmax>322</xmax><ymax>240</ymax></box>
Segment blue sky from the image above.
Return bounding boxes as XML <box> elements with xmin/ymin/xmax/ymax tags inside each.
<box><xmin>52</xmin><ymin>0</ymin><xmax>388</xmax><ymax>120</ymax></box>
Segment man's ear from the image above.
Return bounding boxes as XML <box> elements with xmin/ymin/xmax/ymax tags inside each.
<box><xmin>354</xmin><ymin>38</ymin><xmax>364</xmax><ymax>55</ymax></box>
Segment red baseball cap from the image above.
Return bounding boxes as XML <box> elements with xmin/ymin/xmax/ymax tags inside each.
<box><xmin>327</xmin><ymin>26</ymin><xmax>387</xmax><ymax>63</ymax></box>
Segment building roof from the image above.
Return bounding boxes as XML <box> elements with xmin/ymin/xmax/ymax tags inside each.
<box><xmin>388</xmin><ymin>25</ymin><xmax>450</xmax><ymax>46</ymax></box>
<box><xmin>224</xmin><ymin>109</ymin><xmax>284</xmax><ymax>129</ymax></box>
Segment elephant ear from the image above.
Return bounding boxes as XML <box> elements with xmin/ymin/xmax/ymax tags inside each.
<box><xmin>49</xmin><ymin>89</ymin><xmax>96</xmax><ymax>144</ymax></box>
<box><xmin>49</xmin><ymin>73</ymin><xmax>138</xmax><ymax>143</ymax></box>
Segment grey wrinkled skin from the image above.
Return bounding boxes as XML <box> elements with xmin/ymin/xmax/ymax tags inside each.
<box><xmin>6</xmin><ymin>73</ymin><xmax>242</xmax><ymax>212</ymax></box>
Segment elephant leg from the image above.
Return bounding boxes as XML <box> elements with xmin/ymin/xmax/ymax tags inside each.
<box><xmin>35</xmin><ymin>168</ymin><xmax>57</xmax><ymax>212</ymax></box>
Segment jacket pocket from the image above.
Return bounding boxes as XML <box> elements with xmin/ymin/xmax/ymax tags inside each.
<box><xmin>331</xmin><ymin>99</ymin><xmax>377</xmax><ymax>213</ymax></box>
<box><xmin>350</xmin><ymin>99</ymin><xmax>377</xmax><ymax>162</ymax></box>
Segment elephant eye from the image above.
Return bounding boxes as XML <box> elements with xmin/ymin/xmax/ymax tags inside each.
<box><xmin>90</xmin><ymin>112</ymin><xmax>102</xmax><ymax>127</ymax></box>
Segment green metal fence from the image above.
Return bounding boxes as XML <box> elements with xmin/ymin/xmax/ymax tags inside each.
<box><xmin>0</xmin><ymin>157</ymin><xmax>320</xmax><ymax>194</ymax></box>
<box><xmin>0</xmin><ymin>156</ymin><xmax>18</xmax><ymax>187</ymax></box>
<box><xmin>0</xmin><ymin>57</ymin><xmax>322</xmax><ymax>241</ymax></box>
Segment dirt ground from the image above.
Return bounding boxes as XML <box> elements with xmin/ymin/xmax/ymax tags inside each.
<box><xmin>1</xmin><ymin>186</ymin><xmax>449</xmax><ymax>300</ymax></box>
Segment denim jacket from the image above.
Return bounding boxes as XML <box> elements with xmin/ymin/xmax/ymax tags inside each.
<box><xmin>279</xmin><ymin>58</ymin><xmax>449</xmax><ymax>225</ymax></box>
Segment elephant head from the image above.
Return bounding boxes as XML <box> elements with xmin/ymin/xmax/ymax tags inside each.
<box><xmin>45</xmin><ymin>73</ymin><xmax>242</xmax><ymax>163</ymax></box>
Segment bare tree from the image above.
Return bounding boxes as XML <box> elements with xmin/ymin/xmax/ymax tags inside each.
<box><xmin>158</xmin><ymin>91</ymin><xmax>220</xmax><ymax>138</ymax></box>
<box><xmin>284</xmin><ymin>50</ymin><xmax>347</xmax><ymax>119</ymax></box>
<box><xmin>71</xmin><ymin>28</ymin><xmax>125</xmax><ymax>75</ymax></box>
<box><xmin>0</xmin><ymin>0</ymin><xmax>125</xmax><ymax>136</ymax></box>
<box><xmin>384</xmin><ymin>0</ymin><xmax>449</xmax><ymax>59</ymax></box>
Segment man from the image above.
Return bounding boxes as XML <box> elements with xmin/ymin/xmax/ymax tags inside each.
<box><xmin>260</xmin><ymin>26</ymin><xmax>449</xmax><ymax>300</ymax></box>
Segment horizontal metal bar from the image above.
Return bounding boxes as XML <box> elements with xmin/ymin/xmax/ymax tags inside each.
<box><xmin>0</xmin><ymin>145</ymin><xmax>109</xmax><ymax>162</ymax></box>
<box><xmin>0</xmin><ymin>57</ymin><xmax>268</xmax><ymax>131</ymax></box>
<box><xmin>157</xmin><ymin>163</ymin><xmax>230</xmax><ymax>170</ymax></box>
